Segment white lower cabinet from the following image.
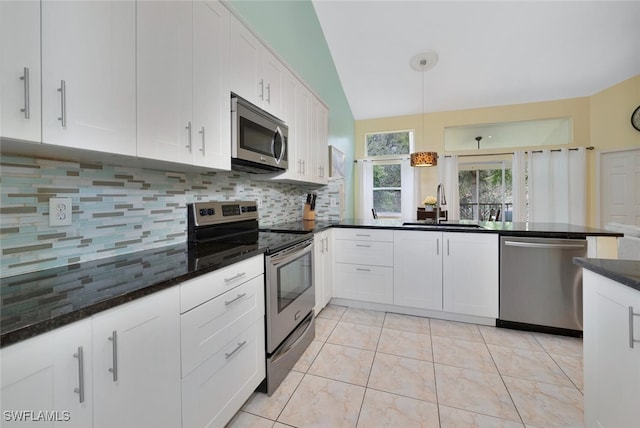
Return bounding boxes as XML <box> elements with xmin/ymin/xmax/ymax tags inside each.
<box><xmin>334</xmin><ymin>229</ymin><xmax>394</xmax><ymax>304</ymax></box>
<box><xmin>0</xmin><ymin>287</ymin><xmax>180</xmax><ymax>428</ymax></box>
<box><xmin>583</xmin><ymin>269</ymin><xmax>640</xmax><ymax>428</ymax></box>
<box><xmin>92</xmin><ymin>287</ymin><xmax>181</xmax><ymax>428</ymax></box>
<box><xmin>393</xmin><ymin>230</ymin><xmax>442</xmax><ymax>311</ymax></box>
<box><xmin>180</xmin><ymin>255</ymin><xmax>265</xmax><ymax>428</ymax></box>
<box><xmin>1</xmin><ymin>319</ymin><xmax>93</xmax><ymax>428</ymax></box>
<box><xmin>314</xmin><ymin>229</ymin><xmax>334</xmax><ymax>314</ymax></box>
<box><xmin>442</xmin><ymin>232</ymin><xmax>499</xmax><ymax>318</ymax></box>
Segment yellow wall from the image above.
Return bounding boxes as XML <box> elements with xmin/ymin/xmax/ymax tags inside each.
<box><xmin>355</xmin><ymin>75</ymin><xmax>640</xmax><ymax>226</ymax></box>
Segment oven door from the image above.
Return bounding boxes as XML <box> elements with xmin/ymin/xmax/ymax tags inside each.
<box><xmin>265</xmin><ymin>239</ymin><xmax>315</xmax><ymax>353</ymax></box>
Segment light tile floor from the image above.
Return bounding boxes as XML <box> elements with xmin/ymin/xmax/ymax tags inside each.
<box><xmin>227</xmin><ymin>305</ymin><xmax>584</xmax><ymax>428</ymax></box>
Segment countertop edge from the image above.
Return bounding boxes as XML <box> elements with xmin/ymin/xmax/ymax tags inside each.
<box><xmin>574</xmin><ymin>257</ymin><xmax>640</xmax><ymax>291</ymax></box>
<box><xmin>0</xmin><ymin>248</ymin><xmax>266</xmax><ymax>348</ymax></box>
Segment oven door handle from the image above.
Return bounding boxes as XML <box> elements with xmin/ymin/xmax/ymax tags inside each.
<box><xmin>269</xmin><ymin>241</ymin><xmax>313</xmax><ymax>266</ymax></box>
<box><xmin>270</xmin><ymin>314</ymin><xmax>313</xmax><ymax>364</ymax></box>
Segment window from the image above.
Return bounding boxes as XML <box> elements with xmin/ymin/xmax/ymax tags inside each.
<box><xmin>359</xmin><ymin>130</ymin><xmax>414</xmax><ymax>218</ymax></box>
<box><xmin>458</xmin><ymin>161</ymin><xmax>512</xmax><ymax>221</ymax></box>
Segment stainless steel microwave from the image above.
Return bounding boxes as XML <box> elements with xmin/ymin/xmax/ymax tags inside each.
<box><xmin>231</xmin><ymin>95</ymin><xmax>288</xmax><ymax>174</ymax></box>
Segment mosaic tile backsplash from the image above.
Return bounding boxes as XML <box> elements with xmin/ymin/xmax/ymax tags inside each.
<box><xmin>0</xmin><ymin>155</ymin><xmax>343</xmax><ymax>277</ymax></box>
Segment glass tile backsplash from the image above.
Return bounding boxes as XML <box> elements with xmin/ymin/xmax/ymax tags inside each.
<box><xmin>0</xmin><ymin>155</ymin><xmax>342</xmax><ymax>277</ymax></box>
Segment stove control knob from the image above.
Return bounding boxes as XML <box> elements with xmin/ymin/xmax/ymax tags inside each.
<box><xmin>199</xmin><ymin>208</ymin><xmax>207</xmax><ymax>216</ymax></box>
<box><xmin>207</xmin><ymin>208</ymin><xmax>215</xmax><ymax>216</ymax></box>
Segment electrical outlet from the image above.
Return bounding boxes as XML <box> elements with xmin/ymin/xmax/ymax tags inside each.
<box><xmin>49</xmin><ymin>197</ymin><xmax>72</xmax><ymax>226</ymax></box>
<box><xmin>257</xmin><ymin>199</ymin><xmax>263</xmax><ymax>209</ymax></box>
<box><xmin>330</xmin><ymin>197</ymin><xmax>337</xmax><ymax>207</ymax></box>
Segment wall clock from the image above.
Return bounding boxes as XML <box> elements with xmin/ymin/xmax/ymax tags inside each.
<box><xmin>632</xmin><ymin>105</ymin><xmax>640</xmax><ymax>132</ymax></box>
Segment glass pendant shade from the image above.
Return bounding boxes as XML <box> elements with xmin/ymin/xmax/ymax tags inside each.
<box><xmin>410</xmin><ymin>151</ymin><xmax>438</xmax><ymax>167</ymax></box>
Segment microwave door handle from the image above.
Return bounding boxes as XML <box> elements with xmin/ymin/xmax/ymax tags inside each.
<box><xmin>272</xmin><ymin>126</ymin><xmax>286</xmax><ymax>164</ymax></box>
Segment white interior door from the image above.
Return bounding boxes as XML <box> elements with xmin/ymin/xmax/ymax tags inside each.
<box><xmin>600</xmin><ymin>148</ymin><xmax>640</xmax><ymax>227</ymax></box>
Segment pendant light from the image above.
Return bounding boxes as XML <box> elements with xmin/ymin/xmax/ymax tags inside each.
<box><xmin>409</xmin><ymin>50</ymin><xmax>439</xmax><ymax>167</ymax></box>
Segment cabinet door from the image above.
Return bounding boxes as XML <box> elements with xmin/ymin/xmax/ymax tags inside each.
<box><xmin>261</xmin><ymin>49</ymin><xmax>285</xmax><ymax>119</ymax></box>
<box><xmin>92</xmin><ymin>287</ymin><xmax>181</xmax><ymax>428</ymax></box>
<box><xmin>394</xmin><ymin>231</ymin><xmax>443</xmax><ymax>310</ymax></box>
<box><xmin>136</xmin><ymin>0</ymin><xmax>193</xmax><ymax>164</ymax></box>
<box><xmin>230</xmin><ymin>16</ymin><xmax>262</xmax><ymax>107</ymax></box>
<box><xmin>314</xmin><ymin>230</ymin><xmax>333</xmax><ymax>314</ymax></box>
<box><xmin>1</xmin><ymin>320</ymin><xmax>92</xmax><ymax>428</ymax></box>
<box><xmin>583</xmin><ymin>270</ymin><xmax>640</xmax><ymax>428</ymax></box>
<box><xmin>316</xmin><ymin>102</ymin><xmax>329</xmax><ymax>183</ymax></box>
<box><xmin>295</xmin><ymin>84</ymin><xmax>312</xmax><ymax>181</ymax></box>
<box><xmin>309</xmin><ymin>98</ymin><xmax>329</xmax><ymax>184</ymax></box>
<box><xmin>442</xmin><ymin>233</ymin><xmax>498</xmax><ymax>318</ymax></box>
<box><xmin>192</xmin><ymin>0</ymin><xmax>230</xmax><ymax>170</ymax></box>
<box><xmin>41</xmin><ymin>1</ymin><xmax>136</xmax><ymax>155</ymax></box>
<box><xmin>1</xmin><ymin>0</ymin><xmax>41</xmax><ymax>142</ymax></box>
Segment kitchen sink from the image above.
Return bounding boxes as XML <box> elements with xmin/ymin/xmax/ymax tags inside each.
<box><xmin>402</xmin><ymin>221</ymin><xmax>483</xmax><ymax>229</ymax></box>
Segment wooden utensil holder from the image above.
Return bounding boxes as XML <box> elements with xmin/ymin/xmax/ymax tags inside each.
<box><xmin>303</xmin><ymin>203</ymin><xmax>315</xmax><ymax>221</ymax></box>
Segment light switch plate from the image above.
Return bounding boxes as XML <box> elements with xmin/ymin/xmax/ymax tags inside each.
<box><xmin>49</xmin><ymin>197</ymin><xmax>72</xmax><ymax>226</ymax></box>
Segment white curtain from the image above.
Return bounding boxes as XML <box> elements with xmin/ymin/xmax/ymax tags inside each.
<box><xmin>355</xmin><ymin>160</ymin><xmax>373</xmax><ymax>219</ymax></box>
<box><xmin>438</xmin><ymin>155</ymin><xmax>460</xmax><ymax>220</ymax></box>
<box><xmin>400</xmin><ymin>157</ymin><xmax>415</xmax><ymax>220</ymax></box>
<box><xmin>512</xmin><ymin>150</ymin><xmax>527</xmax><ymax>222</ymax></box>
<box><xmin>528</xmin><ymin>148</ymin><xmax>586</xmax><ymax>225</ymax></box>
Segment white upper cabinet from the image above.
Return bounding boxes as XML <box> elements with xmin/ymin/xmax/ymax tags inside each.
<box><xmin>230</xmin><ymin>16</ymin><xmax>285</xmax><ymax>119</ymax></box>
<box><xmin>310</xmin><ymin>98</ymin><xmax>329</xmax><ymax>185</ymax></box>
<box><xmin>136</xmin><ymin>0</ymin><xmax>193</xmax><ymax>165</ymax></box>
<box><xmin>1</xmin><ymin>0</ymin><xmax>41</xmax><ymax>143</ymax></box>
<box><xmin>192</xmin><ymin>0</ymin><xmax>231</xmax><ymax>170</ymax></box>
<box><xmin>41</xmin><ymin>1</ymin><xmax>136</xmax><ymax>156</ymax></box>
<box><xmin>137</xmin><ymin>0</ymin><xmax>230</xmax><ymax>170</ymax></box>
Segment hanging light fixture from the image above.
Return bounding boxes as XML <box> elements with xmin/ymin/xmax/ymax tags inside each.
<box><xmin>409</xmin><ymin>50</ymin><xmax>439</xmax><ymax>167</ymax></box>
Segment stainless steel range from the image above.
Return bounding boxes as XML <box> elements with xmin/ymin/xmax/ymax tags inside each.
<box><xmin>187</xmin><ymin>201</ymin><xmax>315</xmax><ymax>396</ymax></box>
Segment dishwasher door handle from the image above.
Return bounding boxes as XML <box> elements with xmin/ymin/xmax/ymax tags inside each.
<box><xmin>503</xmin><ymin>241</ymin><xmax>586</xmax><ymax>250</ymax></box>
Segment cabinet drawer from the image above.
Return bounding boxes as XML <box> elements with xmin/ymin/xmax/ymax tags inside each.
<box><xmin>334</xmin><ymin>264</ymin><xmax>393</xmax><ymax>304</ymax></box>
<box><xmin>334</xmin><ymin>239</ymin><xmax>393</xmax><ymax>267</ymax></box>
<box><xmin>181</xmin><ymin>321</ymin><xmax>265</xmax><ymax>428</ymax></box>
<box><xmin>335</xmin><ymin>228</ymin><xmax>393</xmax><ymax>242</ymax></box>
<box><xmin>181</xmin><ymin>275</ymin><xmax>264</xmax><ymax>377</ymax></box>
<box><xmin>180</xmin><ymin>254</ymin><xmax>263</xmax><ymax>313</ymax></box>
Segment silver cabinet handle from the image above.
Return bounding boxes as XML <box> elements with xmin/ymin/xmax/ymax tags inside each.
<box><xmin>73</xmin><ymin>346</ymin><xmax>85</xmax><ymax>403</ymax></box>
<box><xmin>225</xmin><ymin>340</ymin><xmax>247</xmax><ymax>360</ymax></box>
<box><xmin>199</xmin><ymin>126</ymin><xmax>205</xmax><ymax>155</ymax></box>
<box><xmin>224</xmin><ymin>272</ymin><xmax>246</xmax><ymax>283</ymax></box>
<box><xmin>356</xmin><ymin>268</ymin><xmax>371</xmax><ymax>272</ymax></box>
<box><xmin>629</xmin><ymin>306</ymin><xmax>640</xmax><ymax>349</ymax></box>
<box><xmin>447</xmin><ymin>239</ymin><xmax>450</xmax><ymax>256</ymax></box>
<box><xmin>225</xmin><ymin>293</ymin><xmax>247</xmax><ymax>306</ymax></box>
<box><xmin>108</xmin><ymin>330</ymin><xmax>118</xmax><ymax>382</ymax></box>
<box><xmin>259</xmin><ymin>79</ymin><xmax>264</xmax><ymax>100</ymax></box>
<box><xmin>356</xmin><ymin>244</ymin><xmax>371</xmax><ymax>248</ymax></box>
<box><xmin>57</xmin><ymin>80</ymin><xmax>66</xmax><ymax>127</ymax></box>
<box><xmin>185</xmin><ymin>121</ymin><xmax>192</xmax><ymax>152</ymax></box>
<box><xmin>20</xmin><ymin>67</ymin><xmax>30</xmax><ymax>118</ymax></box>
<box><xmin>355</xmin><ymin>234</ymin><xmax>371</xmax><ymax>237</ymax></box>
<box><xmin>301</xmin><ymin>160</ymin><xmax>305</xmax><ymax>174</ymax></box>
<box><xmin>266</xmin><ymin>83</ymin><xmax>271</xmax><ymax>104</ymax></box>
<box><xmin>436</xmin><ymin>238</ymin><xmax>440</xmax><ymax>255</ymax></box>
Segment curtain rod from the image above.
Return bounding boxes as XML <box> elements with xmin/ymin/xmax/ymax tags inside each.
<box><xmin>443</xmin><ymin>146</ymin><xmax>594</xmax><ymax>158</ymax></box>
<box><xmin>354</xmin><ymin>156</ymin><xmax>410</xmax><ymax>163</ymax></box>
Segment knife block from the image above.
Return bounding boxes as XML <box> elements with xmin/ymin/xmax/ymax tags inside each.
<box><xmin>303</xmin><ymin>203</ymin><xmax>315</xmax><ymax>221</ymax></box>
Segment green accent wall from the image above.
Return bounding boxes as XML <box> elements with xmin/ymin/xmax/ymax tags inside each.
<box><xmin>226</xmin><ymin>0</ymin><xmax>355</xmax><ymax>218</ymax></box>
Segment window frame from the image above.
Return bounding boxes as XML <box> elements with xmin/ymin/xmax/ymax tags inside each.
<box><xmin>458</xmin><ymin>160</ymin><xmax>513</xmax><ymax>221</ymax></box>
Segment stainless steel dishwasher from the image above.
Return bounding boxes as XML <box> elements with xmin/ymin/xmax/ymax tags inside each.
<box><xmin>498</xmin><ymin>236</ymin><xmax>587</xmax><ymax>335</ymax></box>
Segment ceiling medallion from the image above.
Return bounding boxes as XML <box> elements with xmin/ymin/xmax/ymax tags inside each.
<box><xmin>409</xmin><ymin>50</ymin><xmax>439</xmax><ymax>72</ymax></box>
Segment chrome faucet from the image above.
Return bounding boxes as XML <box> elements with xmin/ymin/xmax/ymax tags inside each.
<box><xmin>436</xmin><ymin>183</ymin><xmax>446</xmax><ymax>224</ymax></box>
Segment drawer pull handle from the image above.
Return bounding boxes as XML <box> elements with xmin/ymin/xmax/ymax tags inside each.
<box><xmin>57</xmin><ymin>80</ymin><xmax>66</xmax><ymax>127</ymax></box>
<box><xmin>225</xmin><ymin>340</ymin><xmax>247</xmax><ymax>360</ymax></box>
<box><xmin>225</xmin><ymin>293</ymin><xmax>247</xmax><ymax>306</ymax></box>
<box><xmin>73</xmin><ymin>346</ymin><xmax>85</xmax><ymax>403</ymax></box>
<box><xmin>224</xmin><ymin>272</ymin><xmax>246</xmax><ymax>283</ymax></box>
<box><xmin>356</xmin><ymin>268</ymin><xmax>371</xmax><ymax>272</ymax></box>
<box><xmin>355</xmin><ymin>234</ymin><xmax>371</xmax><ymax>237</ymax></box>
<box><xmin>108</xmin><ymin>330</ymin><xmax>118</xmax><ymax>382</ymax></box>
<box><xmin>630</xmin><ymin>306</ymin><xmax>640</xmax><ymax>349</ymax></box>
<box><xmin>356</xmin><ymin>244</ymin><xmax>371</xmax><ymax>248</ymax></box>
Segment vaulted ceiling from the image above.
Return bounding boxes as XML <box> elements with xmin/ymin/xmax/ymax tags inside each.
<box><xmin>312</xmin><ymin>1</ymin><xmax>640</xmax><ymax>120</ymax></box>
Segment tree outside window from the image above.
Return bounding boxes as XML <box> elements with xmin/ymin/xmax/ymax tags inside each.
<box><xmin>459</xmin><ymin>163</ymin><xmax>512</xmax><ymax>221</ymax></box>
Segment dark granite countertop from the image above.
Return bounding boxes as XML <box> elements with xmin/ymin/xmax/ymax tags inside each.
<box><xmin>574</xmin><ymin>258</ymin><xmax>640</xmax><ymax>291</ymax></box>
<box><xmin>0</xmin><ymin>242</ymin><xmax>267</xmax><ymax>348</ymax></box>
<box><xmin>266</xmin><ymin>219</ymin><xmax>622</xmax><ymax>239</ymax></box>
